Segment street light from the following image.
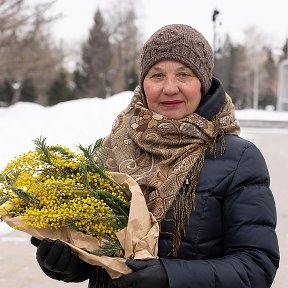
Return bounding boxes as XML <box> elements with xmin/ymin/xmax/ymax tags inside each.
<box><xmin>212</xmin><ymin>9</ymin><xmax>220</xmax><ymax>54</ymax></box>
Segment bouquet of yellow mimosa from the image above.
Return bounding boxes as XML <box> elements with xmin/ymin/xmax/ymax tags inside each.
<box><xmin>0</xmin><ymin>137</ymin><xmax>159</xmax><ymax>278</ymax></box>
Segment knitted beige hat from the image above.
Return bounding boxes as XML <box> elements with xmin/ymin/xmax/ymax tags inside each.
<box><xmin>139</xmin><ymin>24</ymin><xmax>214</xmax><ymax>96</ymax></box>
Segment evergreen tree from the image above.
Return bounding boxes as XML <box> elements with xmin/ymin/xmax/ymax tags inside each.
<box><xmin>0</xmin><ymin>79</ymin><xmax>14</xmax><ymax>106</ymax></box>
<box><xmin>72</xmin><ymin>68</ymin><xmax>86</xmax><ymax>98</ymax></box>
<box><xmin>213</xmin><ymin>35</ymin><xmax>235</xmax><ymax>89</ymax></box>
<box><xmin>281</xmin><ymin>37</ymin><xmax>288</xmax><ymax>60</ymax></box>
<box><xmin>213</xmin><ymin>35</ymin><xmax>242</xmax><ymax>106</ymax></box>
<box><xmin>126</xmin><ymin>67</ymin><xmax>138</xmax><ymax>91</ymax></box>
<box><xmin>259</xmin><ymin>48</ymin><xmax>277</xmax><ymax>109</ymax></box>
<box><xmin>47</xmin><ymin>71</ymin><xmax>74</xmax><ymax>106</ymax></box>
<box><xmin>19</xmin><ymin>78</ymin><xmax>37</xmax><ymax>102</ymax></box>
<box><xmin>81</xmin><ymin>9</ymin><xmax>111</xmax><ymax>98</ymax></box>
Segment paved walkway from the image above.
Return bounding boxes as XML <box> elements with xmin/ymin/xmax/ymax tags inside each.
<box><xmin>242</xmin><ymin>128</ymin><xmax>288</xmax><ymax>288</ymax></box>
<box><xmin>0</xmin><ymin>234</ymin><xmax>88</xmax><ymax>288</ymax></box>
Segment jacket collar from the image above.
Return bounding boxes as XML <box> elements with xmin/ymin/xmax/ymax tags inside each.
<box><xmin>196</xmin><ymin>77</ymin><xmax>225</xmax><ymax>121</ymax></box>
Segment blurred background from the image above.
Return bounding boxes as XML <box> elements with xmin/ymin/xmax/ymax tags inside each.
<box><xmin>0</xmin><ymin>1</ymin><xmax>288</xmax><ymax>287</ymax></box>
<box><xmin>1</xmin><ymin>0</ymin><xmax>288</xmax><ymax>110</ymax></box>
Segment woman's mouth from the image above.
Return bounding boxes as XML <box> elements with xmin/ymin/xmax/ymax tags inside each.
<box><xmin>160</xmin><ymin>100</ymin><xmax>183</xmax><ymax>108</ymax></box>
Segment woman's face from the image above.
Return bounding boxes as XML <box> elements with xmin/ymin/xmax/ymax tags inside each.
<box><xmin>143</xmin><ymin>60</ymin><xmax>202</xmax><ymax>120</ymax></box>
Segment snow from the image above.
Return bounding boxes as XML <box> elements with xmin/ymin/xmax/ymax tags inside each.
<box><xmin>236</xmin><ymin>109</ymin><xmax>288</xmax><ymax>121</ymax></box>
<box><xmin>0</xmin><ymin>91</ymin><xmax>133</xmax><ymax>171</ymax></box>
<box><xmin>1</xmin><ymin>91</ymin><xmax>288</xmax><ymax>236</ymax></box>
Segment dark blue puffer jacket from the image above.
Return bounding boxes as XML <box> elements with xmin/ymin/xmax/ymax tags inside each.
<box><xmin>88</xmin><ymin>78</ymin><xmax>279</xmax><ymax>288</ymax></box>
<box><xmin>159</xmin><ymin>78</ymin><xmax>280</xmax><ymax>288</ymax></box>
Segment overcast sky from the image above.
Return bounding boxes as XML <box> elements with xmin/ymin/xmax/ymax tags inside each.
<box><xmin>41</xmin><ymin>0</ymin><xmax>288</xmax><ymax>49</ymax></box>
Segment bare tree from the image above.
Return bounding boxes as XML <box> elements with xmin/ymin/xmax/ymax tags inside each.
<box><xmin>104</xmin><ymin>0</ymin><xmax>143</xmax><ymax>93</ymax></box>
<box><xmin>0</xmin><ymin>0</ymin><xmax>57</xmax><ymax>67</ymax></box>
<box><xmin>243</xmin><ymin>26</ymin><xmax>267</xmax><ymax>109</ymax></box>
<box><xmin>0</xmin><ymin>0</ymin><xmax>63</xmax><ymax>105</ymax></box>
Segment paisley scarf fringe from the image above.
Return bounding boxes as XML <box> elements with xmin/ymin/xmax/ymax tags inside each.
<box><xmin>171</xmin><ymin>112</ymin><xmax>225</xmax><ymax>255</ymax></box>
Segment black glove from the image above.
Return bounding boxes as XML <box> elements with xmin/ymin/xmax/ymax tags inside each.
<box><xmin>31</xmin><ymin>237</ymin><xmax>93</xmax><ymax>282</ymax></box>
<box><xmin>113</xmin><ymin>259</ymin><xmax>168</xmax><ymax>288</ymax></box>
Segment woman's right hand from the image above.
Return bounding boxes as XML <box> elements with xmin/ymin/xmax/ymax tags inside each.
<box><xmin>31</xmin><ymin>237</ymin><xmax>93</xmax><ymax>282</ymax></box>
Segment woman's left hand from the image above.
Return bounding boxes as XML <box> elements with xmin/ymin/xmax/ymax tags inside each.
<box><xmin>113</xmin><ymin>259</ymin><xmax>168</xmax><ymax>288</ymax></box>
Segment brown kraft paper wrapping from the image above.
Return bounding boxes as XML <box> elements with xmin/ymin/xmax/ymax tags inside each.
<box><xmin>4</xmin><ymin>172</ymin><xmax>159</xmax><ymax>279</ymax></box>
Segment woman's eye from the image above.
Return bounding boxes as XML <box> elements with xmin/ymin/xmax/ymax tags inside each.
<box><xmin>178</xmin><ymin>72</ymin><xmax>190</xmax><ymax>78</ymax></box>
<box><xmin>151</xmin><ymin>73</ymin><xmax>164</xmax><ymax>78</ymax></box>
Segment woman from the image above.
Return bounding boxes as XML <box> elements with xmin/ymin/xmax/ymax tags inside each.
<box><xmin>31</xmin><ymin>24</ymin><xmax>279</xmax><ymax>288</ymax></box>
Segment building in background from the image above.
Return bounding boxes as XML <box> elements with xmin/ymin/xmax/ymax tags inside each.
<box><xmin>277</xmin><ymin>59</ymin><xmax>288</xmax><ymax>111</ymax></box>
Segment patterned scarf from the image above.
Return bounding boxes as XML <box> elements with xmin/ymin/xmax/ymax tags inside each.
<box><xmin>103</xmin><ymin>86</ymin><xmax>240</xmax><ymax>253</ymax></box>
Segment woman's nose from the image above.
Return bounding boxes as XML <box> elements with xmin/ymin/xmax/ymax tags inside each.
<box><xmin>162</xmin><ymin>77</ymin><xmax>179</xmax><ymax>95</ymax></box>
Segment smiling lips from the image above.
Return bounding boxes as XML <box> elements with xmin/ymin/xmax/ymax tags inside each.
<box><xmin>160</xmin><ymin>100</ymin><xmax>183</xmax><ymax>108</ymax></box>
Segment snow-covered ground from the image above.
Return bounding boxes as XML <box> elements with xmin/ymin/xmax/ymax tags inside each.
<box><xmin>0</xmin><ymin>92</ymin><xmax>287</xmax><ymax>287</ymax></box>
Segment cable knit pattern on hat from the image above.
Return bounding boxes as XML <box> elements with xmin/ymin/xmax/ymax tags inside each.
<box><xmin>139</xmin><ymin>24</ymin><xmax>214</xmax><ymax>96</ymax></box>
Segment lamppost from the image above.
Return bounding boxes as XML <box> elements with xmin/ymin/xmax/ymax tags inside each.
<box><xmin>212</xmin><ymin>9</ymin><xmax>220</xmax><ymax>54</ymax></box>
<box><xmin>277</xmin><ymin>59</ymin><xmax>288</xmax><ymax>111</ymax></box>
